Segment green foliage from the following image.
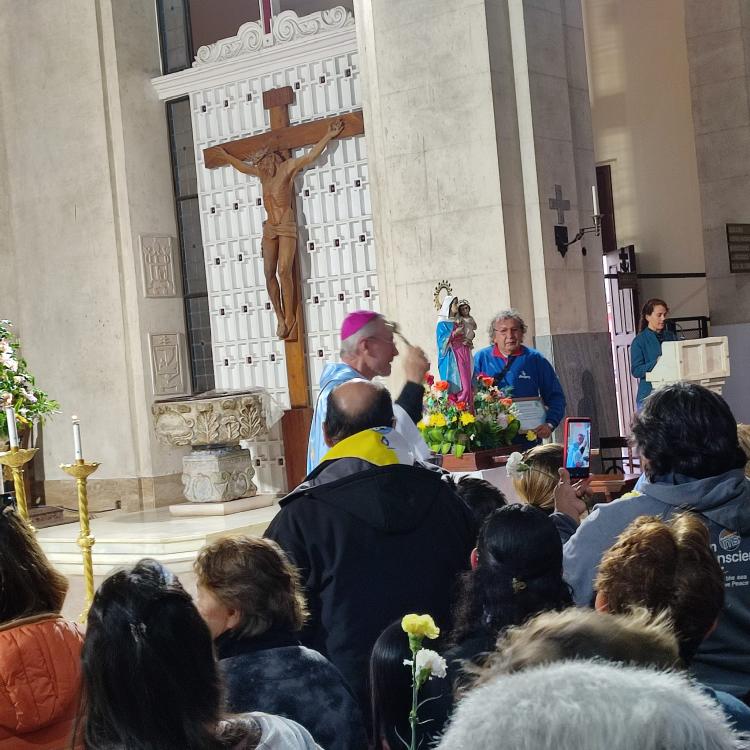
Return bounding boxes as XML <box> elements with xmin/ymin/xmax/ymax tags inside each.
<box><xmin>0</xmin><ymin>320</ymin><xmax>59</xmax><ymax>435</ymax></box>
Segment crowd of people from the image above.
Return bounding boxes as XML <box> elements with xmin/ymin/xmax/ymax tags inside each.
<box><xmin>2</xmin><ymin>306</ymin><xmax>750</xmax><ymax>749</ymax></box>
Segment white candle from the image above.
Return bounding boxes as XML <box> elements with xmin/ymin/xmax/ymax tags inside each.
<box><xmin>4</xmin><ymin>406</ymin><xmax>18</xmax><ymax>448</ymax></box>
<box><xmin>592</xmin><ymin>185</ymin><xmax>600</xmax><ymax>217</ymax></box>
<box><xmin>72</xmin><ymin>416</ymin><xmax>83</xmax><ymax>461</ymax></box>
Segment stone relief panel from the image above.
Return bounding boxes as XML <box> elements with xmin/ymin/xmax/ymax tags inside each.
<box><xmin>181</xmin><ymin>446</ymin><xmax>257</xmax><ymax>502</ymax></box>
<box><xmin>149</xmin><ymin>333</ymin><xmax>190</xmax><ymax>397</ymax></box>
<box><xmin>194</xmin><ymin>8</ymin><xmax>354</xmax><ymax>65</ymax></box>
<box><xmin>141</xmin><ymin>235</ymin><xmax>180</xmax><ymax>298</ymax></box>
<box><xmin>152</xmin><ymin>391</ymin><xmax>267</xmax><ymax>447</ymax></box>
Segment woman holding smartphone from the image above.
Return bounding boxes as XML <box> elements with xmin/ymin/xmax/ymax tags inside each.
<box><xmin>630</xmin><ymin>298</ymin><xmax>678</xmax><ymax>408</ymax></box>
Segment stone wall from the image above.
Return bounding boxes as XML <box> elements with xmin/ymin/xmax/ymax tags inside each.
<box><xmin>0</xmin><ymin>0</ymin><xmax>187</xmax><ymax>508</ymax></box>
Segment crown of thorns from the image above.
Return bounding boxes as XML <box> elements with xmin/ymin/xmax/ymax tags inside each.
<box><xmin>246</xmin><ymin>147</ymin><xmax>273</xmax><ymax>166</ymax></box>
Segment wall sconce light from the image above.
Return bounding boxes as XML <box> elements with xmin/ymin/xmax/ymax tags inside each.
<box><xmin>550</xmin><ymin>185</ymin><xmax>603</xmax><ymax>258</ymax></box>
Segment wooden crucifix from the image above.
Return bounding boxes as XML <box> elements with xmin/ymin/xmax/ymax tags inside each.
<box><xmin>203</xmin><ymin>86</ymin><xmax>364</xmax><ymax>485</ymax></box>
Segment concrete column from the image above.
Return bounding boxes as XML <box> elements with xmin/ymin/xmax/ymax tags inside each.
<box><xmin>508</xmin><ymin>0</ymin><xmax>618</xmax><ymax>437</ymax></box>
<box><xmin>685</xmin><ymin>0</ymin><xmax>750</xmax><ymax>420</ymax></box>
<box><xmin>0</xmin><ymin>0</ymin><xmax>188</xmax><ymax>509</ymax></box>
<box><xmin>355</xmin><ymin>0</ymin><xmax>616</xmax><ymax>437</ymax></box>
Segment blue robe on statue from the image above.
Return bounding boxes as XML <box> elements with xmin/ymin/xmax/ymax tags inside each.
<box><xmin>437</xmin><ymin>319</ymin><xmax>461</xmax><ymax>394</ymax></box>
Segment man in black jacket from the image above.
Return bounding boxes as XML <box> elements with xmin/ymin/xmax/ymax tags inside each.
<box><xmin>265</xmin><ymin>380</ymin><xmax>476</xmax><ymax>713</ymax></box>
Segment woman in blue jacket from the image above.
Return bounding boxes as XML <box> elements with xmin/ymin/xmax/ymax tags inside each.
<box><xmin>630</xmin><ymin>298</ymin><xmax>678</xmax><ymax>408</ymax></box>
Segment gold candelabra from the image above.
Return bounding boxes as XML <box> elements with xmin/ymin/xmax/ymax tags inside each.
<box><xmin>0</xmin><ymin>446</ymin><xmax>39</xmax><ymax>530</ymax></box>
<box><xmin>60</xmin><ymin>458</ymin><xmax>100</xmax><ymax>621</ymax></box>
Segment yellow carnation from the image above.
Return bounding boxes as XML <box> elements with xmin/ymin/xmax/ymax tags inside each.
<box><xmin>431</xmin><ymin>413</ymin><xmax>447</xmax><ymax>427</ymax></box>
<box><xmin>401</xmin><ymin>613</ymin><xmax>440</xmax><ymax>639</ymax></box>
<box><xmin>417</xmin><ymin>420</ymin><xmax>427</xmax><ymax>430</ymax></box>
<box><xmin>525</xmin><ymin>430</ymin><xmax>537</xmax><ymax>442</ymax></box>
<box><xmin>459</xmin><ymin>412</ymin><xmax>475</xmax><ymax>426</ymax></box>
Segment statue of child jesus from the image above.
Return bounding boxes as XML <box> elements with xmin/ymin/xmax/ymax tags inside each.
<box><xmin>457</xmin><ymin>300</ymin><xmax>477</xmax><ymax>349</ymax></box>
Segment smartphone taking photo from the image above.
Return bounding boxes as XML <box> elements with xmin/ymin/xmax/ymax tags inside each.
<box><xmin>563</xmin><ymin>417</ymin><xmax>592</xmax><ymax>480</ymax></box>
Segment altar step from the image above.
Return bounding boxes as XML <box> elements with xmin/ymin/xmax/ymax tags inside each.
<box><xmin>37</xmin><ymin>503</ymin><xmax>280</xmax><ymax>576</ymax></box>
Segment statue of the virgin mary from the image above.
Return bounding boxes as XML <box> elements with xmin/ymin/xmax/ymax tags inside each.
<box><xmin>436</xmin><ymin>294</ymin><xmax>474</xmax><ymax>408</ymax></box>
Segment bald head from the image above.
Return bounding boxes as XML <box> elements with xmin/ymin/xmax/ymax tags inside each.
<box><xmin>323</xmin><ymin>380</ymin><xmax>395</xmax><ymax>446</ymax></box>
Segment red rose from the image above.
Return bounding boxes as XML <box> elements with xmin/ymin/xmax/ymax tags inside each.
<box><xmin>456</xmin><ymin>401</ymin><xmax>467</xmax><ymax>411</ymax></box>
<box><xmin>424</xmin><ymin>373</ymin><xmax>435</xmax><ymax>386</ymax></box>
<box><xmin>434</xmin><ymin>380</ymin><xmax>450</xmax><ymax>392</ymax></box>
<box><xmin>501</xmin><ymin>397</ymin><xmax>513</xmax><ymax>407</ymax></box>
<box><xmin>447</xmin><ymin>393</ymin><xmax>458</xmax><ymax>403</ymax></box>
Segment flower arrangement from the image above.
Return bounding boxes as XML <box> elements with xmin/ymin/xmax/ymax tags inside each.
<box><xmin>418</xmin><ymin>374</ymin><xmax>477</xmax><ymax>458</ymax></box>
<box><xmin>401</xmin><ymin>613</ymin><xmax>447</xmax><ymax>750</ymax></box>
<box><xmin>0</xmin><ymin>320</ymin><xmax>58</xmax><ymax>438</ymax></box>
<box><xmin>419</xmin><ymin>373</ymin><xmax>524</xmax><ymax>457</ymax></box>
<box><xmin>472</xmin><ymin>373</ymin><xmax>522</xmax><ymax>448</ymax></box>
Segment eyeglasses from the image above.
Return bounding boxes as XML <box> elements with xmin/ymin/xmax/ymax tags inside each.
<box><xmin>494</xmin><ymin>327</ymin><xmax>522</xmax><ymax>335</ymax></box>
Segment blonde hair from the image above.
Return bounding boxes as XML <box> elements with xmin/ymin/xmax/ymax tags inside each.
<box><xmin>738</xmin><ymin>424</ymin><xmax>750</xmax><ymax>478</ymax></box>
<box><xmin>512</xmin><ymin>443</ymin><xmax>562</xmax><ymax>513</ymax></box>
<box><xmin>473</xmin><ymin>607</ymin><xmax>679</xmax><ymax>689</ymax></box>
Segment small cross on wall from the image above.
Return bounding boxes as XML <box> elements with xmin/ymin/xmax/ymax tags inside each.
<box><xmin>549</xmin><ymin>184</ymin><xmax>571</xmax><ymax>225</ymax></box>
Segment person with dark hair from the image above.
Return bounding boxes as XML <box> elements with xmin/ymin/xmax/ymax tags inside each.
<box><xmin>194</xmin><ymin>536</ymin><xmax>367</xmax><ymax>750</ymax></box>
<box><xmin>450</xmin><ymin>505</ymin><xmax>572</xmax><ymax>663</ymax></box>
<box><xmin>419</xmin><ymin>505</ymin><xmax>573</xmax><ymax>739</ymax></box>
<box><xmin>265</xmin><ymin>379</ymin><xmax>475</xmax><ymax>718</ymax></box>
<box><xmin>0</xmin><ymin>507</ymin><xmax>83</xmax><ymax>750</ymax></box>
<box><xmin>594</xmin><ymin>513</ymin><xmax>750</xmax><ymax>730</ymax></box>
<box><xmin>76</xmin><ymin>558</ymin><xmax>321</xmax><ymax>750</ymax></box>
<box><xmin>630</xmin><ymin>297</ymin><xmax>678</xmax><ymax>407</ymax></box>
<box><xmin>369</xmin><ymin>620</ymin><xmax>448</xmax><ymax>750</ymax></box>
<box><xmin>560</xmin><ymin>382</ymin><xmax>750</xmax><ymax>699</ymax></box>
<box><xmin>451</xmin><ymin>476</ymin><xmax>506</xmax><ymax>527</ymax></box>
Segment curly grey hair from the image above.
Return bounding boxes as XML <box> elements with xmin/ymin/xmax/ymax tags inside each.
<box><xmin>487</xmin><ymin>309</ymin><xmax>527</xmax><ymax>344</ymax></box>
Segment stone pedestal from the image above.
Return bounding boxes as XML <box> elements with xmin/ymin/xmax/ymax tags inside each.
<box><xmin>182</xmin><ymin>446</ymin><xmax>257</xmax><ymax>503</ymax></box>
<box><xmin>152</xmin><ymin>390</ymin><xmax>272</xmax><ymax>512</ymax></box>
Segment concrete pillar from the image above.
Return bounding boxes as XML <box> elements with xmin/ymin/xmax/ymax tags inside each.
<box><xmin>0</xmin><ymin>0</ymin><xmax>188</xmax><ymax>509</ymax></box>
<box><xmin>356</xmin><ymin>0</ymin><xmax>618</xmax><ymax>438</ymax></box>
<box><xmin>685</xmin><ymin>0</ymin><xmax>750</xmax><ymax>419</ymax></box>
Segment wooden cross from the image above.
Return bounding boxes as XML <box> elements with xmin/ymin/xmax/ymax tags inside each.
<box><xmin>203</xmin><ymin>86</ymin><xmax>365</xmax><ymax>486</ymax></box>
<box><xmin>548</xmin><ymin>184</ymin><xmax>571</xmax><ymax>225</ymax></box>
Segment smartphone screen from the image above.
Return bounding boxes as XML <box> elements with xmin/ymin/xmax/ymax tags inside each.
<box><xmin>563</xmin><ymin>418</ymin><xmax>592</xmax><ymax>479</ymax></box>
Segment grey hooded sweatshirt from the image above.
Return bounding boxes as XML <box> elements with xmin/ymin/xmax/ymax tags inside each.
<box><xmin>562</xmin><ymin>468</ymin><xmax>750</xmax><ymax>697</ymax></box>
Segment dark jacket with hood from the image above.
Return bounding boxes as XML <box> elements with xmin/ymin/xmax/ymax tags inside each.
<box><xmin>264</xmin><ymin>439</ymin><xmax>476</xmax><ymax>711</ymax></box>
<box><xmin>216</xmin><ymin>628</ymin><xmax>367</xmax><ymax>750</ymax></box>
<box><xmin>562</xmin><ymin>469</ymin><xmax>750</xmax><ymax>697</ymax></box>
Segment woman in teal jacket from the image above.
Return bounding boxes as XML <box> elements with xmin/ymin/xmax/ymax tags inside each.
<box><xmin>630</xmin><ymin>298</ymin><xmax>678</xmax><ymax>407</ymax></box>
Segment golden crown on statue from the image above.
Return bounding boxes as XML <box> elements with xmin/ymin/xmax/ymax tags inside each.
<box><xmin>433</xmin><ymin>280</ymin><xmax>453</xmax><ymax>311</ymax></box>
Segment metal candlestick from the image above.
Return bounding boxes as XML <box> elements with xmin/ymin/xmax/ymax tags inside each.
<box><xmin>0</xmin><ymin>446</ymin><xmax>38</xmax><ymax>529</ymax></box>
<box><xmin>60</xmin><ymin>458</ymin><xmax>100</xmax><ymax>621</ymax></box>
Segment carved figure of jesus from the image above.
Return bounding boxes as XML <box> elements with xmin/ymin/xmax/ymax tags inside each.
<box><xmin>214</xmin><ymin>118</ymin><xmax>344</xmax><ymax>339</ymax></box>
